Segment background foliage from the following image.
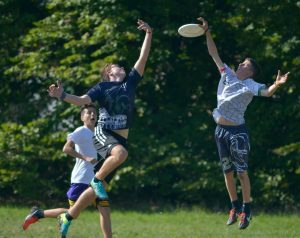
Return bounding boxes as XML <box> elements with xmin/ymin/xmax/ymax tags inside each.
<box><xmin>1</xmin><ymin>0</ymin><xmax>300</xmax><ymax>210</ymax></box>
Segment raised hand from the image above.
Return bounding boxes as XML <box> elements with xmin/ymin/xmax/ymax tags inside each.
<box><xmin>48</xmin><ymin>80</ymin><xmax>64</xmax><ymax>99</ymax></box>
<box><xmin>197</xmin><ymin>17</ymin><xmax>208</xmax><ymax>32</ymax></box>
<box><xmin>275</xmin><ymin>70</ymin><xmax>290</xmax><ymax>86</ymax></box>
<box><xmin>137</xmin><ymin>19</ymin><xmax>152</xmax><ymax>33</ymax></box>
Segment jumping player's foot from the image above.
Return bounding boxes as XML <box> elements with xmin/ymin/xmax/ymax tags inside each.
<box><xmin>22</xmin><ymin>206</ymin><xmax>42</xmax><ymax>230</ymax></box>
<box><xmin>239</xmin><ymin>212</ymin><xmax>252</xmax><ymax>229</ymax></box>
<box><xmin>58</xmin><ymin>213</ymin><xmax>71</xmax><ymax>238</ymax></box>
<box><xmin>226</xmin><ymin>208</ymin><xmax>240</xmax><ymax>225</ymax></box>
<box><xmin>90</xmin><ymin>179</ymin><xmax>108</xmax><ymax>199</ymax></box>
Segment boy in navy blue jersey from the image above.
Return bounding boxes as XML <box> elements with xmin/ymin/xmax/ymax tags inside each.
<box><xmin>48</xmin><ymin>19</ymin><xmax>152</xmax><ymax>237</ymax></box>
<box><xmin>198</xmin><ymin>17</ymin><xmax>290</xmax><ymax>229</ymax></box>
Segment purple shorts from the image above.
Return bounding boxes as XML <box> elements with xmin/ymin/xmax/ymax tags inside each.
<box><xmin>66</xmin><ymin>183</ymin><xmax>89</xmax><ymax>201</ymax></box>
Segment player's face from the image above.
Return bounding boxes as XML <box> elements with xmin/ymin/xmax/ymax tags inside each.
<box><xmin>236</xmin><ymin>59</ymin><xmax>253</xmax><ymax>79</ymax></box>
<box><xmin>108</xmin><ymin>65</ymin><xmax>126</xmax><ymax>82</ymax></box>
<box><xmin>81</xmin><ymin>107</ymin><xmax>97</xmax><ymax>128</ymax></box>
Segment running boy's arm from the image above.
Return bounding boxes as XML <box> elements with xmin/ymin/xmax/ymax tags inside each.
<box><xmin>134</xmin><ymin>19</ymin><xmax>152</xmax><ymax>76</ymax></box>
<box><xmin>260</xmin><ymin>70</ymin><xmax>290</xmax><ymax>97</ymax></box>
<box><xmin>48</xmin><ymin>80</ymin><xmax>92</xmax><ymax>105</ymax></box>
<box><xmin>63</xmin><ymin>139</ymin><xmax>97</xmax><ymax>164</ymax></box>
<box><xmin>198</xmin><ymin>17</ymin><xmax>224</xmax><ymax>70</ymax></box>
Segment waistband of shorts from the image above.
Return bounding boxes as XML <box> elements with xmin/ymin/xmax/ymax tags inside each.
<box><xmin>216</xmin><ymin>123</ymin><xmax>246</xmax><ymax>130</ymax></box>
<box><xmin>103</xmin><ymin>128</ymin><xmax>128</xmax><ymax>144</ymax></box>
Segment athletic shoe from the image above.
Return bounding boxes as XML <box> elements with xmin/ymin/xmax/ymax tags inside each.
<box><xmin>22</xmin><ymin>206</ymin><xmax>41</xmax><ymax>230</ymax></box>
<box><xmin>226</xmin><ymin>208</ymin><xmax>239</xmax><ymax>225</ymax></box>
<box><xmin>239</xmin><ymin>212</ymin><xmax>252</xmax><ymax>229</ymax></box>
<box><xmin>90</xmin><ymin>179</ymin><xmax>108</xmax><ymax>199</ymax></box>
<box><xmin>58</xmin><ymin>213</ymin><xmax>71</xmax><ymax>238</ymax></box>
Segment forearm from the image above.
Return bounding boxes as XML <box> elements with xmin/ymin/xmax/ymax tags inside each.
<box><xmin>134</xmin><ymin>31</ymin><xmax>152</xmax><ymax>75</ymax></box>
<box><xmin>61</xmin><ymin>93</ymin><xmax>91</xmax><ymax>106</ymax></box>
<box><xmin>206</xmin><ymin>30</ymin><xmax>218</xmax><ymax>56</ymax></box>
<box><xmin>205</xmin><ymin>30</ymin><xmax>224</xmax><ymax>69</ymax></box>
<box><xmin>263</xmin><ymin>82</ymin><xmax>281</xmax><ymax>97</ymax></box>
<box><xmin>139</xmin><ymin>31</ymin><xmax>152</xmax><ymax>63</ymax></box>
<box><xmin>63</xmin><ymin>146</ymin><xmax>86</xmax><ymax>161</ymax></box>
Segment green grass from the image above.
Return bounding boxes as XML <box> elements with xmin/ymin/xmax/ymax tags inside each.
<box><xmin>1</xmin><ymin>206</ymin><xmax>299</xmax><ymax>238</ymax></box>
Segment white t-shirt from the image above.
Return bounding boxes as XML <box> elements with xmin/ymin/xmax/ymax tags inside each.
<box><xmin>68</xmin><ymin>126</ymin><xmax>97</xmax><ymax>184</ymax></box>
<box><xmin>213</xmin><ymin>64</ymin><xmax>266</xmax><ymax>124</ymax></box>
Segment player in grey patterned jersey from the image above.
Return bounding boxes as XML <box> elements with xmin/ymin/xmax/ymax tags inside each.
<box><xmin>198</xmin><ymin>17</ymin><xmax>290</xmax><ymax>230</ymax></box>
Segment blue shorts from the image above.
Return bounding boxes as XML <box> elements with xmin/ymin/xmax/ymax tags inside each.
<box><xmin>66</xmin><ymin>183</ymin><xmax>89</xmax><ymax>204</ymax></box>
<box><xmin>215</xmin><ymin>124</ymin><xmax>250</xmax><ymax>173</ymax></box>
<box><xmin>66</xmin><ymin>183</ymin><xmax>108</xmax><ymax>207</ymax></box>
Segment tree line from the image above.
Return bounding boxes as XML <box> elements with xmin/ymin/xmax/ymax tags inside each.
<box><xmin>0</xmin><ymin>0</ymin><xmax>299</xmax><ymax>211</ymax></box>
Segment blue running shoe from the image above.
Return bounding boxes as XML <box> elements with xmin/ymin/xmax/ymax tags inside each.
<box><xmin>58</xmin><ymin>213</ymin><xmax>71</xmax><ymax>238</ymax></box>
<box><xmin>90</xmin><ymin>179</ymin><xmax>108</xmax><ymax>199</ymax></box>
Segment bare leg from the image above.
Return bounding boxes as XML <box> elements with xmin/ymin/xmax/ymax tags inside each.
<box><xmin>95</xmin><ymin>145</ymin><xmax>128</xmax><ymax>180</ymax></box>
<box><xmin>98</xmin><ymin>206</ymin><xmax>112</xmax><ymax>238</ymax></box>
<box><xmin>224</xmin><ymin>171</ymin><xmax>238</xmax><ymax>201</ymax></box>
<box><xmin>43</xmin><ymin>208</ymin><xmax>68</xmax><ymax>218</ymax></box>
<box><xmin>237</xmin><ymin>171</ymin><xmax>251</xmax><ymax>203</ymax></box>
<box><xmin>68</xmin><ymin>187</ymin><xmax>96</xmax><ymax>219</ymax></box>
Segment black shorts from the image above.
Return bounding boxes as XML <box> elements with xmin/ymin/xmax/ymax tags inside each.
<box><xmin>93</xmin><ymin>127</ymin><xmax>128</xmax><ymax>183</ymax></box>
<box><xmin>215</xmin><ymin>124</ymin><xmax>250</xmax><ymax>173</ymax></box>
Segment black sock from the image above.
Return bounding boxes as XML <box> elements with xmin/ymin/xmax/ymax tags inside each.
<box><xmin>231</xmin><ymin>200</ymin><xmax>241</xmax><ymax>211</ymax></box>
<box><xmin>93</xmin><ymin>177</ymin><xmax>102</xmax><ymax>183</ymax></box>
<box><xmin>242</xmin><ymin>203</ymin><xmax>251</xmax><ymax>214</ymax></box>
<box><xmin>65</xmin><ymin>212</ymin><xmax>73</xmax><ymax>221</ymax></box>
<box><xmin>36</xmin><ymin>209</ymin><xmax>45</xmax><ymax>219</ymax></box>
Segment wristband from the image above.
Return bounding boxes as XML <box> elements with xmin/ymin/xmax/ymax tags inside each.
<box><xmin>60</xmin><ymin>91</ymin><xmax>67</xmax><ymax>101</ymax></box>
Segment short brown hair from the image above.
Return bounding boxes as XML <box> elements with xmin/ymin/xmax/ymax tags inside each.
<box><xmin>80</xmin><ymin>104</ymin><xmax>97</xmax><ymax>116</ymax></box>
<box><xmin>246</xmin><ymin>58</ymin><xmax>261</xmax><ymax>79</ymax></box>
<box><xmin>101</xmin><ymin>63</ymin><xmax>114</xmax><ymax>82</ymax></box>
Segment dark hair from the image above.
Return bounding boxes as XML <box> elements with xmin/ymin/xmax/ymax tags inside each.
<box><xmin>80</xmin><ymin>104</ymin><xmax>97</xmax><ymax>116</ymax></box>
<box><xmin>246</xmin><ymin>58</ymin><xmax>261</xmax><ymax>79</ymax></box>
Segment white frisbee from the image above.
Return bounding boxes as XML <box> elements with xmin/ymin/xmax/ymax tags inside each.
<box><xmin>178</xmin><ymin>23</ymin><xmax>205</xmax><ymax>37</ymax></box>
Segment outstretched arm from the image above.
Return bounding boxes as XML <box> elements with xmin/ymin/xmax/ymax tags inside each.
<box><xmin>260</xmin><ymin>70</ymin><xmax>290</xmax><ymax>97</ymax></box>
<box><xmin>48</xmin><ymin>80</ymin><xmax>91</xmax><ymax>105</ymax></box>
<box><xmin>134</xmin><ymin>19</ymin><xmax>152</xmax><ymax>76</ymax></box>
<box><xmin>198</xmin><ymin>17</ymin><xmax>224</xmax><ymax>70</ymax></box>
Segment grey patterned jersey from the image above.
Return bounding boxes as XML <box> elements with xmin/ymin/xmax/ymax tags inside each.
<box><xmin>213</xmin><ymin>64</ymin><xmax>266</xmax><ymax>125</ymax></box>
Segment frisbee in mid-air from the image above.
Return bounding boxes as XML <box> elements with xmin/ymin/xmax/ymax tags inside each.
<box><xmin>178</xmin><ymin>24</ymin><xmax>205</xmax><ymax>37</ymax></box>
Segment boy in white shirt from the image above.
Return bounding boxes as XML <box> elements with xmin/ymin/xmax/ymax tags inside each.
<box><xmin>22</xmin><ymin>104</ymin><xmax>112</xmax><ymax>237</ymax></box>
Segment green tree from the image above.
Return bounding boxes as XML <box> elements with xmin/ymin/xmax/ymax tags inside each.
<box><xmin>1</xmin><ymin>0</ymin><xmax>299</xmax><ymax>210</ymax></box>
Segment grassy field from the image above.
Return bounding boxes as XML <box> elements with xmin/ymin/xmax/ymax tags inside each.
<box><xmin>0</xmin><ymin>206</ymin><xmax>299</xmax><ymax>238</ymax></box>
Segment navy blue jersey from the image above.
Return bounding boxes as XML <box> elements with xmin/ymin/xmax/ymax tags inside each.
<box><xmin>87</xmin><ymin>68</ymin><xmax>142</xmax><ymax>130</ymax></box>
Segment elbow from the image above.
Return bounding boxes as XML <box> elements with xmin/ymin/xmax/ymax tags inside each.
<box><xmin>138</xmin><ymin>57</ymin><xmax>147</xmax><ymax>65</ymax></box>
<box><xmin>62</xmin><ymin>145</ymin><xmax>68</xmax><ymax>153</ymax></box>
<box><xmin>265</xmin><ymin>91</ymin><xmax>273</xmax><ymax>97</ymax></box>
<box><xmin>208</xmin><ymin>50</ymin><xmax>217</xmax><ymax>57</ymax></box>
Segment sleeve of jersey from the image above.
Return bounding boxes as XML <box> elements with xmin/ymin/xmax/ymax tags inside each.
<box><xmin>250</xmin><ymin>81</ymin><xmax>266</xmax><ymax>96</ymax></box>
<box><xmin>86</xmin><ymin>84</ymin><xmax>102</xmax><ymax>102</ymax></box>
<box><xmin>67</xmin><ymin>127</ymin><xmax>83</xmax><ymax>145</ymax></box>
<box><xmin>127</xmin><ymin>68</ymin><xmax>143</xmax><ymax>87</ymax></box>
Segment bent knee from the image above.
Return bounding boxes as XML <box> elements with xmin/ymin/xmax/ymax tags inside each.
<box><xmin>111</xmin><ymin>145</ymin><xmax>128</xmax><ymax>161</ymax></box>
